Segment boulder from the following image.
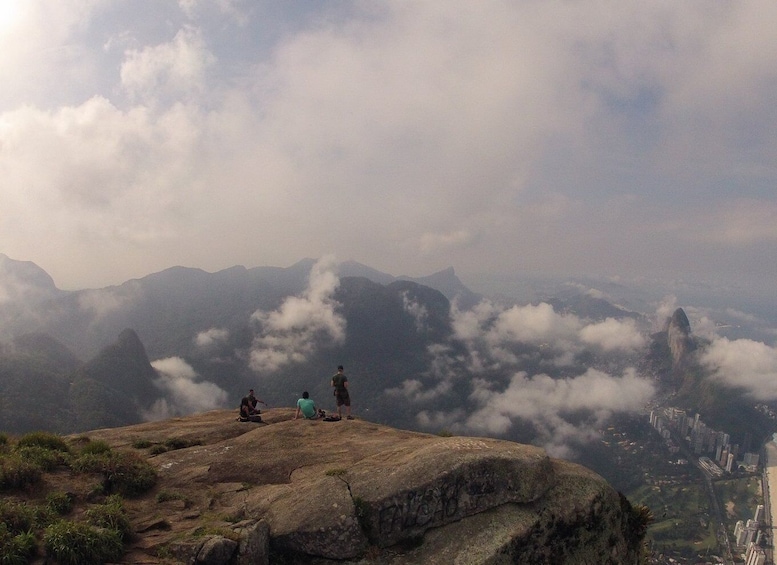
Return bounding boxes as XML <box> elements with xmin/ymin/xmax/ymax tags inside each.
<box><xmin>81</xmin><ymin>409</ymin><xmax>646</xmax><ymax>564</ymax></box>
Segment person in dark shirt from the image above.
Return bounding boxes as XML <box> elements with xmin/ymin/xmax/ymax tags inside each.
<box><xmin>331</xmin><ymin>365</ymin><xmax>353</xmax><ymax>420</ymax></box>
<box><xmin>240</xmin><ymin>388</ymin><xmax>266</xmax><ymax>419</ymax></box>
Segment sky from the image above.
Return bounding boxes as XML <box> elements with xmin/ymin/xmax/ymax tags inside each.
<box><xmin>1</xmin><ymin>0</ymin><xmax>776</xmax><ymax>292</ymax></box>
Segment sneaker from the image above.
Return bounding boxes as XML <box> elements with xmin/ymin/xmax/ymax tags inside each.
<box><xmin>347</xmin><ymin>415</ymin><xmax>354</xmax><ymax>420</ymax></box>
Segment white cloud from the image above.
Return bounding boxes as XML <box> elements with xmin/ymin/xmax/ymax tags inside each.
<box><xmin>579</xmin><ymin>318</ymin><xmax>646</xmax><ymax>352</ymax></box>
<box><xmin>195</xmin><ymin>327</ymin><xmax>229</xmax><ymax>348</ymax></box>
<box><xmin>0</xmin><ymin>1</ymin><xmax>775</xmax><ymax>295</ymax></box>
<box><xmin>120</xmin><ymin>26</ymin><xmax>215</xmax><ymax>103</ymax></box>
<box><xmin>385</xmin><ymin>378</ymin><xmax>452</xmax><ymax>403</ymax></box>
<box><xmin>700</xmin><ymin>337</ymin><xmax>777</xmax><ymax>401</ymax></box>
<box><xmin>146</xmin><ymin>356</ymin><xmax>229</xmax><ymax>420</ymax></box>
<box><xmin>464</xmin><ymin>368</ymin><xmax>654</xmax><ymax>457</ymax></box>
<box><xmin>401</xmin><ymin>291</ymin><xmax>428</xmax><ymax>332</ymax></box>
<box><xmin>249</xmin><ymin>256</ymin><xmax>345</xmax><ymax>372</ymax></box>
<box><xmin>654</xmin><ymin>296</ymin><xmax>678</xmax><ymax>331</ymax></box>
<box><xmin>490</xmin><ymin>303</ymin><xmax>581</xmax><ymax>346</ymax></box>
<box><xmin>77</xmin><ymin>284</ymin><xmax>138</xmax><ymax>319</ymax></box>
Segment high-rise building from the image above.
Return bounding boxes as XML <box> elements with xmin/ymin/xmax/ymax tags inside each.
<box><xmin>743</xmin><ymin>520</ymin><xmax>758</xmax><ymax>547</ymax></box>
<box><xmin>726</xmin><ymin>452</ymin><xmax>735</xmax><ymax>473</ymax></box>
<box><xmin>754</xmin><ymin>504</ymin><xmax>765</xmax><ymax>524</ymax></box>
<box><xmin>745</xmin><ymin>542</ymin><xmax>766</xmax><ymax>565</ymax></box>
<box><xmin>735</xmin><ymin>520</ymin><xmax>747</xmax><ymax>546</ymax></box>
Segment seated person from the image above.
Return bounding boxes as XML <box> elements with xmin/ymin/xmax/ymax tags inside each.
<box><xmin>239</xmin><ymin>389</ymin><xmax>266</xmax><ymax>421</ymax></box>
<box><xmin>294</xmin><ymin>391</ymin><xmax>321</xmax><ymax>420</ymax></box>
<box><xmin>240</xmin><ymin>389</ymin><xmax>267</xmax><ymax>419</ymax></box>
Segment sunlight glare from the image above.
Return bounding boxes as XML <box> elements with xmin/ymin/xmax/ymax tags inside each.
<box><xmin>0</xmin><ymin>0</ymin><xmax>21</xmax><ymax>35</ymax></box>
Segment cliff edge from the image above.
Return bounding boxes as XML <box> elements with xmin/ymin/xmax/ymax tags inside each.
<box><xmin>74</xmin><ymin>409</ymin><xmax>646</xmax><ymax>564</ymax></box>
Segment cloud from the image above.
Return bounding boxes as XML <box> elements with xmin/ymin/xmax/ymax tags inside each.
<box><xmin>401</xmin><ymin>291</ymin><xmax>429</xmax><ymax>332</ymax></box>
<box><xmin>451</xmin><ymin>300</ymin><xmax>636</xmax><ymax>371</ymax></box>
<box><xmin>146</xmin><ymin>356</ymin><xmax>229</xmax><ymax>420</ymax></box>
<box><xmin>249</xmin><ymin>256</ymin><xmax>345</xmax><ymax>372</ymax></box>
<box><xmin>654</xmin><ymin>296</ymin><xmax>678</xmax><ymax>330</ymax></box>
<box><xmin>490</xmin><ymin>303</ymin><xmax>582</xmax><ymax>346</ymax></box>
<box><xmin>385</xmin><ymin>378</ymin><xmax>452</xmax><ymax>403</ymax></box>
<box><xmin>120</xmin><ymin>26</ymin><xmax>215</xmax><ymax>103</ymax></box>
<box><xmin>77</xmin><ymin>284</ymin><xmax>138</xmax><ymax>319</ymax></box>
<box><xmin>1</xmin><ymin>2</ymin><xmax>776</xmax><ymax>296</ymax></box>
<box><xmin>195</xmin><ymin>327</ymin><xmax>229</xmax><ymax>348</ymax></box>
<box><xmin>463</xmin><ymin>368</ymin><xmax>654</xmax><ymax>458</ymax></box>
<box><xmin>400</xmin><ymin>297</ymin><xmax>655</xmax><ymax>456</ymax></box>
<box><xmin>579</xmin><ymin>318</ymin><xmax>646</xmax><ymax>352</ymax></box>
<box><xmin>700</xmin><ymin>337</ymin><xmax>777</xmax><ymax>401</ymax></box>
<box><xmin>419</xmin><ymin>230</ymin><xmax>476</xmax><ymax>255</ymax></box>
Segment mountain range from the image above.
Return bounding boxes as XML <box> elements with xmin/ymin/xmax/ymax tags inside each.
<box><xmin>0</xmin><ymin>253</ymin><xmax>772</xmax><ymax>480</ymax></box>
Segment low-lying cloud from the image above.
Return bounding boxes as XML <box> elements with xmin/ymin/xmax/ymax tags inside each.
<box><xmin>195</xmin><ymin>327</ymin><xmax>229</xmax><ymax>348</ymax></box>
<box><xmin>700</xmin><ymin>337</ymin><xmax>777</xmax><ymax>401</ymax></box>
<box><xmin>249</xmin><ymin>256</ymin><xmax>346</xmax><ymax>372</ymax></box>
<box><xmin>464</xmin><ymin>368</ymin><xmax>654</xmax><ymax>458</ymax></box>
<box><xmin>144</xmin><ymin>356</ymin><xmax>229</xmax><ymax>420</ymax></box>
<box><xmin>449</xmin><ymin>299</ymin><xmax>648</xmax><ymax>372</ymax></box>
<box><xmin>579</xmin><ymin>318</ymin><xmax>646</xmax><ymax>352</ymax></box>
<box><xmin>395</xmin><ymin>297</ymin><xmax>656</xmax><ymax>456</ymax></box>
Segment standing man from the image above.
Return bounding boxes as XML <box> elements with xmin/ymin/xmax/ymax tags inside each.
<box><xmin>331</xmin><ymin>365</ymin><xmax>353</xmax><ymax>420</ymax></box>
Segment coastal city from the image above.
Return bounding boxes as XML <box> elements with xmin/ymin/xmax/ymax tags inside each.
<box><xmin>647</xmin><ymin>406</ymin><xmax>776</xmax><ymax>565</ymax></box>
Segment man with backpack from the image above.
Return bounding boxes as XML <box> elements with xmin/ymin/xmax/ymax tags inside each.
<box><xmin>331</xmin><ymin>365</ymin><xmax>353</xmax><ymax>420</ymax></box>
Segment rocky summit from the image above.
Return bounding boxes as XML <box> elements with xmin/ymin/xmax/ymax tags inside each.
<box><xmin>80</xmin><ymin>409</ymin><xmax>646</xmax><ymax>564</ymax></box>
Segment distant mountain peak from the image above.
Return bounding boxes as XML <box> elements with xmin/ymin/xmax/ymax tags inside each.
<box><xmin>667</xmin><ymin>307</ymin><xmax>691</xmax><ymax>333</ymax></box>
<box><xmin>666</xmin><ymin>307</ymin><xmax>696</xmax><ymax>371</ymax></box>
<box><xmin>0</xmin><ymin>253</ymin><xmax>61</xmax><ymax>301</ymax></box>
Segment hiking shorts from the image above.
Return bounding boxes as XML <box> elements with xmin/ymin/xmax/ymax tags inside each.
<box><xmin>335</xmin><ymin>388</ymin><xmax>350</xmax><ymax>407</ymax></box>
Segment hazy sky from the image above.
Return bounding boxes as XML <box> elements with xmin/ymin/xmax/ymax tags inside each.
<box><xmin>1</xmin><ymin>1</ymin><xmax>775</xmax><ymax>290</ymax></box>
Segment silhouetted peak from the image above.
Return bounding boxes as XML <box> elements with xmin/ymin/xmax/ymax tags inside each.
<box><xmin>667</xmin><ymin>308</ymin><xmax>695</xmax><ymax>369</ymax></box>
<box><xmin>669</xmin><ymin>308</ymin><xmax>691</xmax><ymax>334</ymax></box>
<box><xmin>116</xmin><ymin>328</ymin><xmax>150</xmax><ymax>361</ymax></box>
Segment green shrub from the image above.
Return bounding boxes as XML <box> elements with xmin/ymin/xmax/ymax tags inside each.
<box><xmin>15</xmin><ymin>445</ymin><xmax>66</xmax><ymax>471</ymax></box>
<box><xmin>0</xmin><ymin>499</ymin><xmax>37</xmax><ymax>533</ymax></box>
<box><xmin>0</xmin><ymin>454</ymin><xmax>42</xmax><ymax>490</ymax></box>
<box><xmin>0</xmin><ymin>433</ymin><xmax>8</xmax><ymax>447</ymax></box>
<box><xmin>72</xmin><ymin>450</ymin><xmax>156</xmax><ymax>497</ymax></box>
<box><xmin>79</xmin><ymin>440</ymin><xmax>112</xmax><ymax>456</ymax></box>
<box><xmin>46</xmin><ymin>491</ymin><xmax>75</xmax><ymax>515</ymax></box>
<box><xmin>132</xmin><ymin>439</ymin><xmax>153</xmax><ymax>449</ymax></box>
<box><xmin>43</xmin><ymin>520</ymin><xmax>123</xmax><ymax>565</ymax></box>
<box><xmin>0</xmin><ymin>523</ymin><xmax>36</xmax><ymax>565</ymax></box>
<box><xmin>85</xmin><ymin>495</ymin><xmax>132</xmax><ymax>540</ymax></box>
<box><xmin>17</xmin><ymin>431</ymin><xmax>70</xmax><ymax>453</ymax></box>
<box><xmin>149</xmin><ymin>444</ymin><xmax>168</xmax><ymax>455</ymax></box>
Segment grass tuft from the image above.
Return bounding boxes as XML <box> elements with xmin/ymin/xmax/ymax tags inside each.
<box><xmin>85</xmin><ymin>495</ymin><xmax>132</xmax><ymax>540</ymax></box>
<box><xmin>17</xmin><ymin>431</ymin><xmax>70</xmax><ymax>453</ymax></box>
<box><xmin>79</xmin><ymin>440</ymin><xmax>112</xmax><ymax>456</ymax></box>
<box><xmin>0</xmin><ymin>523</ymin><xmax>36</xmax><ymax>565</ymax></box>
<box><xmin>72</xmin><ymin>450</ymin><xmax>157</xmax><ymax>497</ymax></box>
<box><xmin>46</xmin><ymin>491</ymin><xmax>76</xmax><ymax>516</ymax></box>
<box><xmin>0</xmin><ymin>454</ymin><xmax>43</xmax><ymax>491</ymax></box>
<box><xmin>43</xmin><ymin>520</ymin><xmax>124</xmax><ymax>565</ymax></box>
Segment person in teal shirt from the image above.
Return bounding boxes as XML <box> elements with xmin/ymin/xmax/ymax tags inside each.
<box><xmin>294</xmin><ymin>391</ymin><xmax>320</xmax><ymax>420</ymax></box>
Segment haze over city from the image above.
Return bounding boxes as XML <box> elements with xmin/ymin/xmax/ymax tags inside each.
<box><xmin>0</xmin><ymin>1</ymin><xmax>775</xmax><ymax>294</ymax></box>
